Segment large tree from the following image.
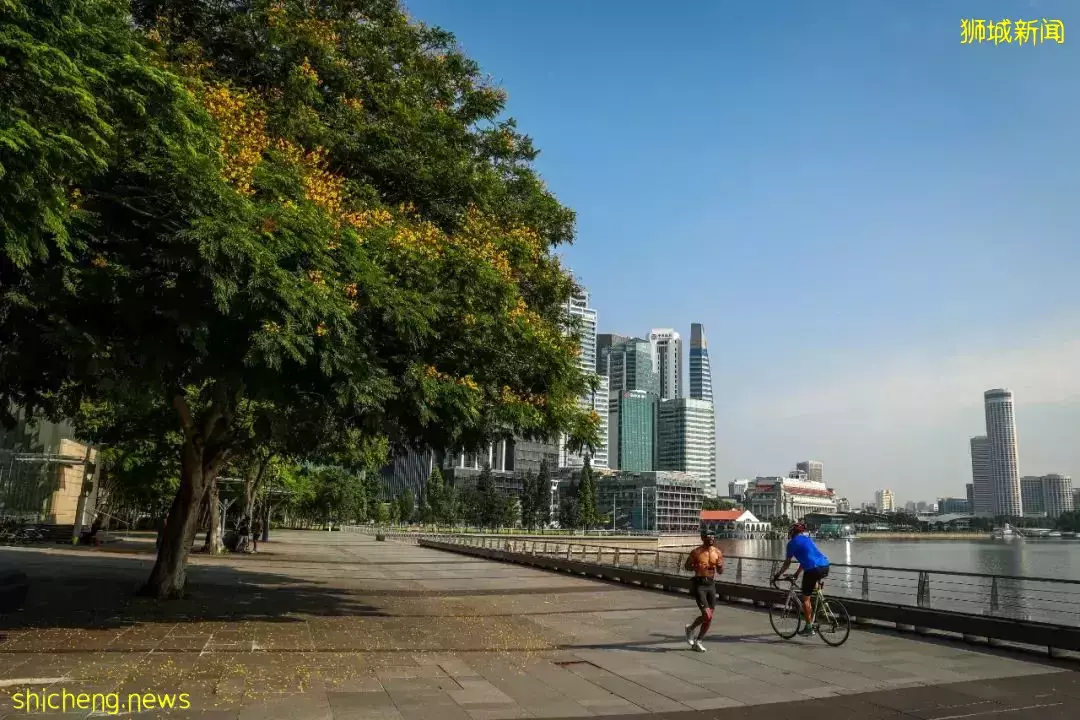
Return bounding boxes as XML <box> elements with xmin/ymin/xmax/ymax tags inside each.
<box><xmin>0</xmin><ymin>0</ymin><xmax>598</xmax><ymax>597</ymax></box>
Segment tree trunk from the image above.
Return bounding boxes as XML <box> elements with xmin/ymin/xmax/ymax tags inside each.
<box><xmin>141</xmin><ymin>393</ymin><xmax>233</xmax><ymax>598</ymax></box>
<box><xmin>142</xmin><ymin>438</ymin><xmax>212</xmax><ymax>598</ymax></box>
<box><xmin>206</xmin><ymin>477</ymin><xmax>224</xmax><ymax>555</ymax></box>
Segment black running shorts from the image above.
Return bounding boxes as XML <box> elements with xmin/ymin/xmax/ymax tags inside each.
<box><xmin>691</xmin><ymin>577</ymin><xmax>716</xmax><ymax>611</ymax></box>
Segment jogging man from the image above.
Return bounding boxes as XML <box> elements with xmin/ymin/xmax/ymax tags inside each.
<box><xmin>772</xmin><ymin>522</ymin><xmax>830</xmax><ymax>637</ymax></box>
<box><xmin>683</xmin><ymin>529</ymin><xmax>723</xmax><ymax>652</ymax></box>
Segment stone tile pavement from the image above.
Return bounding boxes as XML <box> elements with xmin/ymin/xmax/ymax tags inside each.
<box><xmin>0</xmin><ymin>531</ymin><xmax>1074</xmax><ymax>718</ymax></box>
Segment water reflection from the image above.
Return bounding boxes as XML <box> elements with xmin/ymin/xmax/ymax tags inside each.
<box><xmin>714</xmin><ymin>535</ymin><xmax>1080</xmax><ymax>624</ymax></box>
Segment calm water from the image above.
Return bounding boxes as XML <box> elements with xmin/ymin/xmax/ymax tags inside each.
<box><xmin>713</xmin><ymin>537</ymin><xmax>1080</xmax><ymax>581</ymax></box>
<box><xmin>708</xmin><ymin>537</ymin><xmax>1080</xmax><ymax>625</ymax></box>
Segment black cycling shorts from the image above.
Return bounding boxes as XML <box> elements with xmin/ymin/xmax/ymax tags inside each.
<box><xmin>692</xmin><ymin>577</ymin><xmax>716</xmax><ymax>611</ymax></box>
<box><xmin>801</xmin><ymin>566</ymin><xmax>829</xmax><ymax>597</ymax></box>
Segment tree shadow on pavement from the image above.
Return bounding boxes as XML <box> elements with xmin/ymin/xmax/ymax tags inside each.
<box><xmin>0</xmin><ymin>548</ymin><xmax>386</xmax><ymax>632</ymax></box>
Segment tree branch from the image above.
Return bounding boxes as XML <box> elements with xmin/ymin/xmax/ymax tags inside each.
<box><xmin>172</xmin><ymin>392</ymin><xmax>195</xmax><ymax>440</ymax></box>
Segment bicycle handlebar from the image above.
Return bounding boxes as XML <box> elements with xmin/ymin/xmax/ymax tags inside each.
<box><xmin>771</xmin><ymin>574</ymin><xmax>797</xmax><ymax>589</ymax></box>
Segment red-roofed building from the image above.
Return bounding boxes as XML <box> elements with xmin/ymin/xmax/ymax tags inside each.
<box><xmin>699</xmin><ymin>509</ymin><xmax>769</xmax><ymax>536</ymax></box>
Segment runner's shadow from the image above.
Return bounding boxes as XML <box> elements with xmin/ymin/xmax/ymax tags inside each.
<box><xmin>651</xmin><ymin>632</ymin><xmax>791</xmax><ymax>646</ymax></box>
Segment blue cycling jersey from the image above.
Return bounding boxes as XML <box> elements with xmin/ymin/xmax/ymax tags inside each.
<box><xmin>785</xmin><ymin>534</ymin><xmax>829</xmax><ymax>571</ymax></box>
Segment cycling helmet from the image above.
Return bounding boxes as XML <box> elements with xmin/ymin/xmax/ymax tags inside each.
<box><xmin>789</xmin><ymin>522</ymin><xmax>807</xmax><ymax>538</ymax></box>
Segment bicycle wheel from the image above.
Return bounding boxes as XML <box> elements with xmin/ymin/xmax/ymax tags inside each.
<box><xmin>816</xmin><ymin>598</ymin><xmax>851</xmax><ymax>647</ymax></box>
<box><xmin>769</xmin><ymin>594</ymin><xmax>802</xmax><ymax>639</ymax></box>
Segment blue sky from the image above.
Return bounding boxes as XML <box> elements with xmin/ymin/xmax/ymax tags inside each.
<box><xmin>405</xmin><ymin>0</ymin><xmax>1080</xmax><ymax>503</ymax></box>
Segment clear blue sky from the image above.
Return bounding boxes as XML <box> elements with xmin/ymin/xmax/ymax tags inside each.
<box><xmin>406</xmin><ymin>0</ymin><xmax>1080</xmax><ymax>503</ymax></box>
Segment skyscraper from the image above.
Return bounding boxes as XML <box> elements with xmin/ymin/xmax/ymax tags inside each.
<box><xmin>874</xmin><ymin>489</ymin><xmax>895</xmax><ymax>512</ymax></box>
<box><xmin>608</xmin><ymin>390</ymin><xmax>656</xmax><ymax>471</ymax></box>
<box><xmin>657</xmin><ymin>397</ymin><xmax>716</xmax><ymax>495</ymax></box>
<box><xmin>596</xmin><ymin>333</ymin><xmax>629</xmax><ymax>375</ymax></box>
<box><xmin>560</xmin><ymin>288</ymin><xmax>609</xmax><ymax>469</ymax></box>
<box><xmin>607</xmin><ymin>338</ymin><xmax>659</xmax><ymax>395</ymax></box>
<box><xmin>1020</xmin><ymin>474</ymin><xmax>1073</xmax><ymax>519</ymax></box>
<box><xmin>648</xmin><ymin>328</ymin><xmax>682</xmax><ymax>399</ymax></box>
<box><xmin>796</xmin><ymin>461</ymin><xmax>823</xmax><ymax>485</ymax></box>
<box><xmin>984</xmin><ymin>389</ymin><xmax>1022</xmax><ymax>517</ymax></box>
<box><xmin>606</xmin><ymin>338</ymin><xmax>659</xmax><ymax>470</ymax></box>
<box><xmin>689</xmin><ymin>323</ymin><xmax>713</xmax><ymax>403</ymax></box>
<box><xmin>969</xmin><ymin>436</ymin><xmax>993</xmax><ymax>515</ymax></box>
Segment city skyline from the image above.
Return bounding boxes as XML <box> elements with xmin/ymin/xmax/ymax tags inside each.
<box><xmin>404</xmin><ymin>0</ymin><xmax>1080</xmax><ymax>504</ymax></box>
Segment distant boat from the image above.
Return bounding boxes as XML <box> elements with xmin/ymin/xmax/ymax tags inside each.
<box><xmin>991</xmin><ymin>523</ymin><xmax>1017</xmax><ymax>539</ymax></box>
<box><xmin>1047</xmin><ymin>531</ymin><xmax>1062</xmax><ymax>538</ymax></box>
<box><xmin>814</xmin><ymin>524</ymin><xmax>857</xmax><ymax>541</ymax></box>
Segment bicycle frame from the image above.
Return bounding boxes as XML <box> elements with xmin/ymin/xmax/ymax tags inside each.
<box><xmin>778</xmin><ymin>576</ymin><xmax>833</xmax><ymax>627</ymax></box>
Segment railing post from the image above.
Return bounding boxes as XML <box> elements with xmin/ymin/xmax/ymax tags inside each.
<box><xmin>861</xmin><ymin>568</ymin><xmax>870</xmax><ymax>600</ymax></box>
<box><xmin>614</xmin><ymin>547</ymin><xmax>620</xmax><ymax>566</ymax></box>
<box><xmin>595</xmin><ymin>545</ymin><xmax>601</xmax><ymax>563</ymax></box>
<box><xmin>633</xmin><ymin>549</ymin><xmax>639</xmax><ymax>568</ymax></box>
<box><xmin>735</xmin><ymin>558</ymin><xmax>743</xmax><ymax>584</ymax></box>
<box><xmin>655</xmin><ymin>549</ymin><xmax>660</xmax><ymax>568</ymax></box>
<box><xmin>990</xmin><ymin>576</ymin><xmax>1000</xmax><ymax>613</ymax></box>
<box><xmin>915</xmin><ymin>571</ymin><xmax>931</xmax><ymax>634</ymax></box>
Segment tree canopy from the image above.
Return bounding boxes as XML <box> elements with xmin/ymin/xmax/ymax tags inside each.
<box><xmin>0</xmin><ymin>0</ymin><xmax>598</xmax><ymax>597</ymax></box>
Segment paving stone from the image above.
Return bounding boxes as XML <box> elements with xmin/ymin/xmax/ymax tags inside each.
<box><xmin>2</xmin><ymin>532</ymin><xmax>1073</xmax><ymax>720</ymax></box>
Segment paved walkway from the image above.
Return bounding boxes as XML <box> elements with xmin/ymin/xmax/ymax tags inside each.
<box><xmin>0</xmin><ymin>531</ymin><xmax>1075</xmax><ymax>719</ymax></box>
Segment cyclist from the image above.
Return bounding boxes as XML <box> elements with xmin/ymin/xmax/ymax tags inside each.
<box><xmin>683</xmin><ymin>529</ymin><xmax>724</xmax><ymax>652</ymax></box>
<box><xmin>772</xmin><ymin>522</ymin><xmax>830</xmax><ymax>637</ymax></box>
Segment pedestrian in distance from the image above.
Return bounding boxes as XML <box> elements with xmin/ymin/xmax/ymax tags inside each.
<box><xmin>684</xmin><ymin>529</ymin><xmax>724</xmax><ymax>652</ymax></box>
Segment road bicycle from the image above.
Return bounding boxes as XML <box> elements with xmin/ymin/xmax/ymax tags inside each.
<box><xmin>769</xmin><ymin>573</ymin><xmax>851</xmax><ymax>647</ymax></box>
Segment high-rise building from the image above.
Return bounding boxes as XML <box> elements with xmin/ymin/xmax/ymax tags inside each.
<box><xmin>796</xmin><ymin>461</ymin><xmax>823</xmax><ymax>485</ymax></box>
<box><xmin>608</xmin><ymin>390</ymin><xmax>656</xmax><ymax>471</ymax></box>
<box><xmin>657</xmin><ymin>397</ymin><xmax>716</xmax><ymax>496</ymax></box>
<box><xmin>1020</xmin><ymin>474</ymin><xmax>1074</xmax><ymax>519</ymax></box>
<box><xmin>904</xmin><ymin>501</ymin><xmax>917</xmax><ymax>512</ymax></box>
<box><xmin>607</xmin><ymin>338</ymin><xmax>659</xmax><ymax>395</ymax></box>
<box><xmin>729</xmin><ymin>479</ymin><xmax>750</xmax><ymax>500</ymax></box>
<box><xmin>966</xmin><ymin>483</ymin><xmax>974</xmax><ymax>510</ymax></box>
<box><xmin>969</xmin><ymin>436</ymin><xmax>993</xmax><ymax>515</ymax></box>
<box><xmin>938</xmin><ymin>497</ymin><xmax>971</xmax><ymax>514</ymax></box>
<box><xmin>648</xmin><ymin>328</ymin><xmax>682</xmax><ymax>400</ymax></box>
<box><xmin>688</xmin><ymin>323</ymin><xmax>713</xmax><ymax>403</ymax></box>
<box><xmin>596</xmin><ymin>333</ymin><xmax>629</xmax><ymax>375</ymax></box>
<box><xmin>561</xmin><ymin>288</ymin><xmax>609</xmax><ymax>468</ymax></box>
<box><xmin>874</xmin><ymin>489</ymin><xmax>895</xmax><ymax>512</ymax></box>
<box><xmin>984</xmin><ymin>389</ymin><xmax>1022</xmax><ymax>517</ymax></box>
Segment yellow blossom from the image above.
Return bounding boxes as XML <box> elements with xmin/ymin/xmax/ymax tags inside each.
<box><xmin>201</xmin><ymin>85</ymin><xmax>269</xmax><ymax>195</ymax></box>
<box><xmin>308</xmin><ymin>270</ymin><xmax>324</xmax><ymax>285</ymax></box>
<box><xmin>299</xmin><ymin>57</ymin><xmax>319</xmax><ymax>84</ymax></box>
<box><xmin>344</xmin><ymin>283</ymin><xmax>358</xmax><ymax>298</ymax></box>
<box><xmin>316</xmin><ymin>323</ymin><xmax>328</xmax><ymax>336</ymax></box>
<box><xmin>90</xmin><ymin>255</ymin><xmax>107</xmax><ymax>269</ymax></box>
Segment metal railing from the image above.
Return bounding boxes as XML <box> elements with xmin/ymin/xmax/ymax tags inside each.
<box><xmin>346</xmin><ymin>528</ymin><xmax>1080</xmax><ymax>629</ymax></box>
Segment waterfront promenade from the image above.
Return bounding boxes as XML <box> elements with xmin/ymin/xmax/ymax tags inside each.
<box><xmin>1</xmin><ymin>532</ymin><xmax>1077</xmax><ymax>719</ymax></box>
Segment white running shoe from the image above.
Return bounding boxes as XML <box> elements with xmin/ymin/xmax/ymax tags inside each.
<box><xmin>692</xmin><ymin>640</ymin><xmax>706</xmax><ymax>653</ymax></box>
<box><xmin>684</xmin><ymin>624</ymin><xmax>695</xmax><ymax>647</ymax></box>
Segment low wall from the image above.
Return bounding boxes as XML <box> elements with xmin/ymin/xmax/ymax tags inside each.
<box><xmin>419</xmin><ymin>538</ymin><xmax>1080</xmax><ymax>658</ymax></box>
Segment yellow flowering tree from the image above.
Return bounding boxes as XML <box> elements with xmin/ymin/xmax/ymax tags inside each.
<box><xmin>1</xmin><ymin>0</ymin><xmax>598</xmax><ymax>598</ymax></box>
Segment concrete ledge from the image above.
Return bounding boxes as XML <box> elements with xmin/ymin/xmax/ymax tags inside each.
<box><xmin>420</xmin><ymin>539</ymin><xmax>1080</xmax><ymax>653</ymax></box>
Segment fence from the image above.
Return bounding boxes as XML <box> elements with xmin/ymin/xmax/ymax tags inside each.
<box><xmin>345</xmin><ymin>528</ymin><xmax>1080</xmax><ymax>629</ymax></box>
